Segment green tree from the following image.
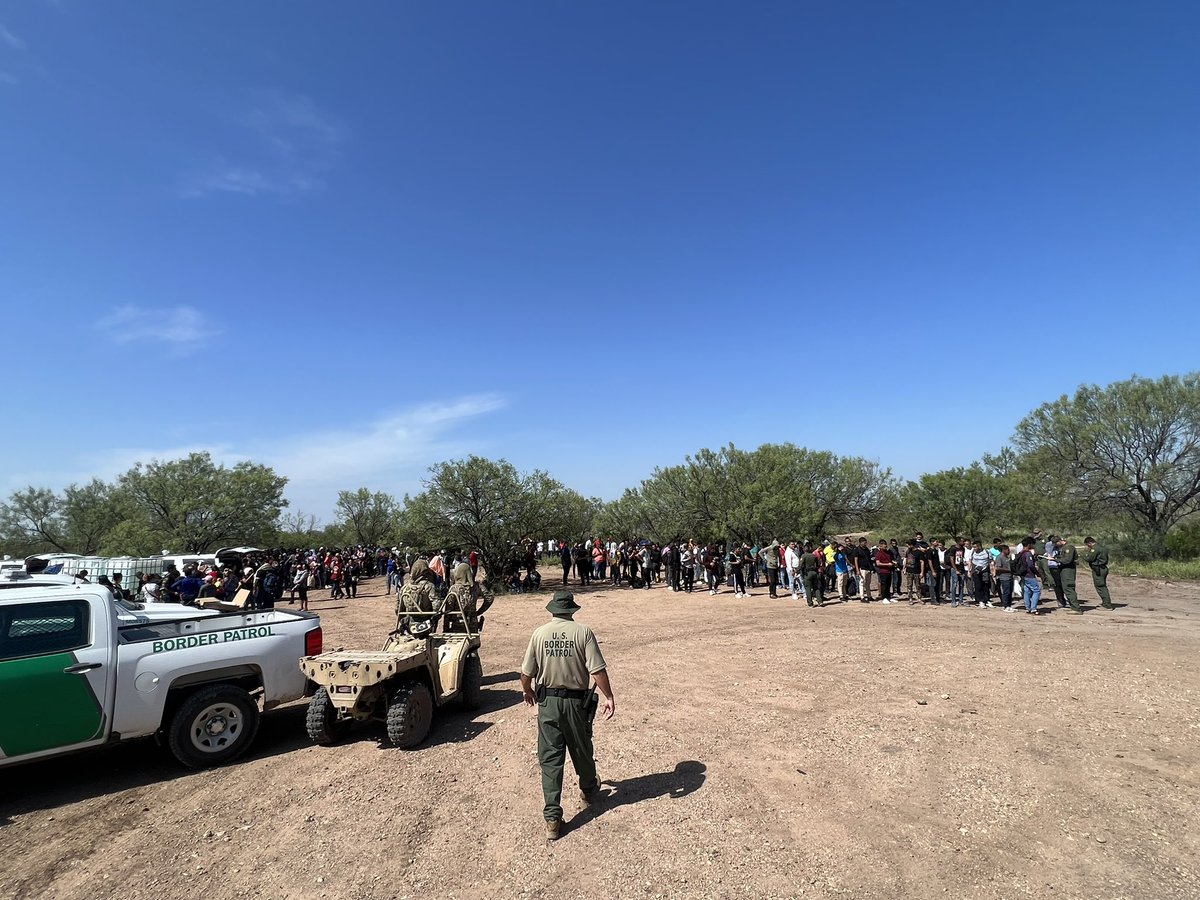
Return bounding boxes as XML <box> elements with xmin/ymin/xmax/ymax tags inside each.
<box><xmin>61</xmin><ymin>479</ymin><xmax>121</xmax><ymax>554</ymax></box>
<box><xmin>334</xmin><ymin>489</ymin><xmax>400</xmax><ymax>546</ymax></box>
<box><xmin>117</xmin><ymin>452</ymin><xmax>288</xmax><ymax>552</ymax></box>
<box><xmin>0</xmin><ymin>487</ymin><xmax>68</xmax><ymax>555</ymax></box>
<box><xmin>399</xmin><ymin>456</ymin><xmax>577</xmax><ymax>585</ymax></box>
<box><xmin>890</xmin><ymin>464</ymin><xmax>1013</xmax><ymax>540</ymax></box>
<box><xmin>1011</xmin><ymin>373</ymin><xmax>1200</xmax><ymax>551</ymax></box>
<box><xmin>598</xmin><ymin>443</ymin><xmax>896</xmax><ymax>544</ymax></box>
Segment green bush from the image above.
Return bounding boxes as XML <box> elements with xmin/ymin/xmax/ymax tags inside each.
<box><xmin>1110</xmin><ymin>557</ymin><xmax>1200</xmax><ymax>581</ymax></box>
<box><xmin>1165</xmin><ymin>521</ymin><xmax>1200</xmax><ymax>559</ymax></box>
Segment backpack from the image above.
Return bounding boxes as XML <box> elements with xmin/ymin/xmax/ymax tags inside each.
<box><xmin>262</xmin><ymin>570</ymin><xmax>281</xmax><ymax>599</ymax></box>
<box><xmin>1019</xmin><ymin>550</ymin><xmax>1039</xmax><ymax>577</ymax></box>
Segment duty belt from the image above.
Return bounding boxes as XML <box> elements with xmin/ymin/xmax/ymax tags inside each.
<box><xmin>544</xmin><ymin>687</ymin><xmax>589</xmax><ymax>700</ymax></box>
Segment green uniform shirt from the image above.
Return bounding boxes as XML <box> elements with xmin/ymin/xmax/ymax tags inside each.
<box><xmin>1085</xmin><ymin>545</ymin><xmax>1109</xmax><ymax>572</ymax></box>
<box><xmin>522</xmin><ymin>617</ymin><xmax>607</xmax><ymax>691</ymax></box>
<box><xmin>1058</xmin><ymin>544</ymin><xmax>1078</xmax><ymax>568</ymax></box>
<box><xmin>799</xmin><ymin>552</ymin><xmax>821</xmax><ymax>574</ymax></box>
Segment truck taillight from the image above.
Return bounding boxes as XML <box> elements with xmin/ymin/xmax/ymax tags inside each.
<box><xmin>304</xmin><ymin>627</ymin><xmax>323</xmax><ymax>656</ymax></box>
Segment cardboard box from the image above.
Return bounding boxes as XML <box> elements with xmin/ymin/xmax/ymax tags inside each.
<box><xmin>199</xmin><ymin>599</ymin><xmax>242</xmax><ymax>611</ymax></box>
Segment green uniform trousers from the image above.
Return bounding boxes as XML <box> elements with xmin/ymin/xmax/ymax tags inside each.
<box><xmin>802</xmin><ymin>573</ymin><xmax>822</xmax><ymax>606</ymax></box>
<box><xmin>1061</xmin><ymin>567</ymin><xmax>1080</xmax><ymax>611</ymax></box>
<box><xmin>1092</xmin><ymin>569</ymin><xmax>1114</xmax><ymax>608</ymax></box>
<box><xmin>537</xmin><ymin>695</ymin><xmax>599</xmax><ymax>822</ymax></box>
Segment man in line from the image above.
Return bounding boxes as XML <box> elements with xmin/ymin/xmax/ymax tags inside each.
<box><xmin>785</xmin><ymin>541</ymin><xmax>803</xmax><ymax>601</ymax></box>
<box><xmin>760</xmin><ymin>540</ymin><xmax>782</xmax><ymax>599</ymax></box>
<box><xmin>1084</xmin><ymin>537</ymin><xmax>1115</xmax><ymax>610</ymax></box>
<box><xmin>521</xmin><ymin>592</ymin><xmax>615</xmax><ymax>841</ymax></box>
<box><xmin>1017</xmin><ymin>538</ymin><xmax>1042</xmax><ymax>615</ymax></box>
<box><xmin>854</xmin><ymin>537</ymin><xmax>874</xmax><ymax>602</ymax></box>
<box><xmin>875</xmin><ymin>540</ymin><xmax>896</xmax><ymax>603</ymax></box>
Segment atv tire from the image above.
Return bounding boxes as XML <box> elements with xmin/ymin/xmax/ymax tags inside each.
<box><xmin>461</xmin><ymin>653</ymin><xmax>483</xmax><ymax>711</ymax></box>
<box><xmin>386</xmin><ymin>681</ymin><xmax>433</xmax><ymax>749</ymax></box>
<box><xmin>305</xmin><ymin>687</ymin><xmax>350</xmax><ymax>744</ymax></box>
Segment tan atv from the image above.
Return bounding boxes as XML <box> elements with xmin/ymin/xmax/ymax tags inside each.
<box><xmin>299</xmin><ymin>609</ymin><xmax>482</xmax><ymax>748</ymax></box>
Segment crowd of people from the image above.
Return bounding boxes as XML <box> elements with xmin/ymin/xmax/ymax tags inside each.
<box><xmin>536</xmin><ymin>531</ymin><xmax>1116</xmax><ymax>615</ymax></box>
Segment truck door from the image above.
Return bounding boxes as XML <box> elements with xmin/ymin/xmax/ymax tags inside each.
<box><xmin>0</xmin><ymin>593</ymin><xmax>112</xmax><ymax>761</ymax></box>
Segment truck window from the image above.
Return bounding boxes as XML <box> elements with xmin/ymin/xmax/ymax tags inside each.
<box><xmin>0</xmin><ymin>600</ymin><xmax>91</xmax><ymax>660</ymax></box>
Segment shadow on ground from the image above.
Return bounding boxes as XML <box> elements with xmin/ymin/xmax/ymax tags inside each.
<box><xmin>567</xmin><ymin>760</ymin><xmax>707</xmax><ymax>832</ymax></box>
<box><xmin>0</xmin><ymin>703</ymin><xmax>312</xmax><ymax>824</ymax></box>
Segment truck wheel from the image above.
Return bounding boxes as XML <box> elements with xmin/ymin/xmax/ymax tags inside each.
<box><xmin>386</xmin><ymin>682</ymin><xmax>433</xmax><ymax>748</ymax></box>
<box><xmin>461</xmin><ymin>653</ymin><xmax>483</xmax><ymax>711</ymax></box>
<box><xmin>305</xmin><ymin>687</ymin><xmax>350</xmax><ymax>744</ymax></box>
<box><xmin>167</xmin><ymin>684</ymin><xmax>260</xmax><ymax>769</ymax></box>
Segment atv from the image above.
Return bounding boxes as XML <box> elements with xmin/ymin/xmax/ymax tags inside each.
<box><xmin>299</xmin><ymin>608</ymin><xmax>482</xmax><ymax>748</ymax></box>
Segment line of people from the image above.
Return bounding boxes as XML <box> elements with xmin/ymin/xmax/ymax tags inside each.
<box><xmin>545</xmin><ymin>532</ymin><xmax>1117</xmax><ymax>615</ymax></box>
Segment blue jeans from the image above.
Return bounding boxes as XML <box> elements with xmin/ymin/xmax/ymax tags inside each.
<box><xmin>1023</xmin><ymin>577</ymin><xmax>1041</xmax><ymax>612</ymax></box>
<box><xmin>950</xmin><ymin>571</ymin><xmax>966</xmax><ymax>605</ymax></box>
<box><xmin>926</xmin><ymin>571</ymin><xmax>942</xmax><ymax>603</ymax></box>
<box><xmin>998</xmin><ymin>578</ymin><xmax>1014</xmax><ymax>607</ymax></box>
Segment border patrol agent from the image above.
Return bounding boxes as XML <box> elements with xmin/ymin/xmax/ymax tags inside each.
<box><xmin>1056</xmin><ymin>536</ymin><xmax>1082</xmax><ymax>613</ymax></box>
<box><xmin>520</xmin><ymin>591</ymin><xmax>615</xmax><ymax>841</ymax></box>
<box><xmin>1083</xmin><ymin>537</ymin><xmax>1115</xmax><ymax>610</ymax></box>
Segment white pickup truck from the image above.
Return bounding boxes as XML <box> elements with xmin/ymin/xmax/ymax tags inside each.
<box><xmin>0</xmin><ymin>582</ymin><xmax>322</xmax><ymax>769</ymax></box>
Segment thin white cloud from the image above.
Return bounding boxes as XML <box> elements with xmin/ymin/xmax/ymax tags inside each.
<box><xmin>184</xmin><ymin>90</ymin><xmax>344</xmax><ymax>198</ymax></box>
<box><xmin>0</xmin><ymin>24</ymin><xmax>25</xmax><ymax>50</ymax></box>
<box><xmin>11</xmin><ymin>395</ymin><xmax>507</xmax><ymax>520</ymax></box>
<box><xmin>95</xmin><ymin>305</ymin><xmax>217</xmax><ymax>354</ymax></box>
<box><xmin>0</xmin><ymin>71</ymin><xmax>17</xmax><ymax>85</ymax></box>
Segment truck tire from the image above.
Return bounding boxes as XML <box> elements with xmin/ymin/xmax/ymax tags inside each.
<box><xmin>167</xmin><ymin>684</ymin><xmax>260</xmax><ymax>769</ymax></box>
<box><xmin>305</xmin><ymin>687</ymin><xmax>350</xmax><ymax>744</ymax></box>
<box><xmin>461</xmin><ymin>653</ymin><xmax>483</xmax><ymax>711</ymax></box>
<box><xmin>385</xmin><ymin>681</ymin><xmax>433</xmax><ymax>749</ymax></box>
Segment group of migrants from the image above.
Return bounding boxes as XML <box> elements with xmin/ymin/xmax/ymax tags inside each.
<box><xmin>540</xmin><ymin>531</ymin><xmax>1115</xmax><ymax>615</ymax></box>
<box><xmin>77</xmin><ymin>545</ymin><xmax>396</xmax><ymax>612</ymax></box>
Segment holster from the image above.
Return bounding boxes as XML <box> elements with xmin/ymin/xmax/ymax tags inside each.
<box><xmin>535</xmin><ymin>684</ymin><xmax>546</xmax><ymax>703</ymax></box>
<box><xmin>584</xmin><ymin>687</ymin><xmax>599</xmax><ymax>724</ymax></box>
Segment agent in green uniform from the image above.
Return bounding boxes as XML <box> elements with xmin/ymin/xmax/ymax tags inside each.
<box><xmin>1055</xmin><ymin>537</ymin><xmax>1082</xmax><ymax>613</ymax></box>
<box><xmin>521</xmin><ymin>591</ymin><xmax>616</xmax><ymax>841</ymax></box>
<box><xmin>1083</xmin><ymin>537</ymin><xmax>1115</xmax><ymax>609</ymax></box>
<box><xmin>799</xmin><ymin>542</ymin><xmax>823</xmax><ymax>608</ymax></box>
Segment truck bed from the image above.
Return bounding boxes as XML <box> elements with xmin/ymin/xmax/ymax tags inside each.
<box><xmin>119</xmin><ymin>608</ymin><xmax>319</xmax><ymax>650</ymax></box>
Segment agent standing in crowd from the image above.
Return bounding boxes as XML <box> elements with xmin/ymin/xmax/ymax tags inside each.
<box><xmin>1084</xmin><ymin>537</ymin><xmax>1115</xmax><ymax>610</ymax></box>
<box><xmin>521</xmin><ymin>591</ymin><xmax>615</xmax><ymax>841</ymax></box>
<box><xmin>1056</xmin><ymin>536</ymin><xmax>1082</xmax><ymax>613</ymax></box>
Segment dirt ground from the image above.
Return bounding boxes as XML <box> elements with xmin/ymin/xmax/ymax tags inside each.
<box><xmin>1</xmin><ymin>571</ymin><xmax>1198</xmax><ymax>900</ymax></box>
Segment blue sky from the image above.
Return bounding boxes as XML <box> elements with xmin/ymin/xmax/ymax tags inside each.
<box><xmin>2</xmin><ymin>1</ymin><xmax>1198</xmax><ymax>521</ymax></box>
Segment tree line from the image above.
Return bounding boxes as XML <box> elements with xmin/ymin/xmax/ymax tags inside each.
<box><xmin>3</xmin><ymin>373</ymin><xmax>1199</xmax><ymax>575</ymax></box>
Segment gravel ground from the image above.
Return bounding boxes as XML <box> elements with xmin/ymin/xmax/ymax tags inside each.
<box><xmin>1</xmin><ymin>572</ymin><xmax>1197</xmax><ymax>900</ymax></box>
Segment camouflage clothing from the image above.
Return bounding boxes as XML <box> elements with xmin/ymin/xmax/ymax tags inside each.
<box><xmin>443</xmin><ymin>562</ymin><xmax>483</xmax><ymax>630</ymax></box>
<box><xmin>397</xmin><ymin>558</ymin><xmax>439</xmax><ymax>625</ymax></box>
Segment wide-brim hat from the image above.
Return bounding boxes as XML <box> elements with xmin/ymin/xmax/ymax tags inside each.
<box><xmin>546</xmin><ymin>590</ymin><xmax>581</xmax><ymax>615</ymax></box>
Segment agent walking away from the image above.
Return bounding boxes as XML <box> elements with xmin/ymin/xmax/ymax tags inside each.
<box><xmin>521</xmin><ymin>591</ymin><xmax>615</xmax><ymax>841</ymax></box>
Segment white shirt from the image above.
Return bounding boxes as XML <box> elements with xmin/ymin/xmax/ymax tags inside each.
<box><xmin>785</xmin><ymin>547</ymin><xmax>800</xmax><ymax>569</ymax></box>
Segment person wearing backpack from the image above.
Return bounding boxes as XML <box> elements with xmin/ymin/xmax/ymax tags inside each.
<box><xmin>253</xmin><ymin>555</ymin><xmax>282</xmax><ymax>609</ymax></box>
<box><xmin>1017</xmin><ymin>538</ymin><xmax>1042</xmax><ymax>615</ymax></box>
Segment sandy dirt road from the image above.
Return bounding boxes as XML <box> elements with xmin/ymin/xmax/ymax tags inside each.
<box><xmin>1</xmin><ymin>572</ymin><xmax>1197</xmax><ymax>900</ymax></box>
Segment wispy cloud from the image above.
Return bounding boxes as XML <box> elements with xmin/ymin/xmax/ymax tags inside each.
<box><xmin>95</xmin><ymin>305</ymin><xmax>217</xmax><ymax>354</ymax></box>
<box><xmin>0</xmin><ymin>71</ymin><xmax>16</xmax><ymax>85</ymax></box>
<box><xmin>33</xmin><ymin>395</ymin><xmax>507</xmax><ymax>519</ymax></box>
<box><xmin>0</xmin><ymin>24</ymin><xmax>25</xmax><ymax>50</ymax></box>
<box><xmin>184</xmin><ymin>90</ymin><xmax>345</xmax><ymax>199</ymax></box>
